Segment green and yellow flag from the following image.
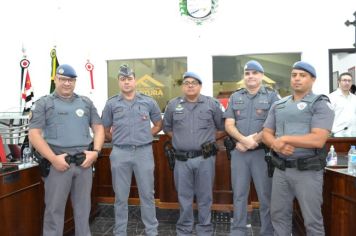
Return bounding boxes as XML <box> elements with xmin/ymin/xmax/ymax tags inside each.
<box><xmin>50</xmin><ymin>48</ymin><xmax>59</xmax><ymax>93</ymax></box>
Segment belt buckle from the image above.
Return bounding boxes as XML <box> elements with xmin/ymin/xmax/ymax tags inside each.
<box><xmin>186</xmin><ymin>152</ymin><xmax>194</xmax><ymax>159</ymax></box>
<box><xmin>287</xmin><ymin>159</ymin><xmax>298</xmax><ymax>168</ymax></box>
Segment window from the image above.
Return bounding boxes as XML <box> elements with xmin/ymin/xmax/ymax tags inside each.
<box><xmin>213</xmin><ymin>53</ymin><xmax>301</xmax><ymax>99</ymax></box>
<box><xmin>107</xmin><ymin>57</ymin><xmax>187</xmax><ymax>112</ymax></box>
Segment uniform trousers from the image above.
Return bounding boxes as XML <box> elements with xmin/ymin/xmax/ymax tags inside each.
<box><xmin>174</xmin><ymin>155</ymin><xmax>216</xmax><ymax>236</ymax></box>
<box><xmin>110</xmin><ymin>145</ymin><xmax>158</xmax><ymax>236</ymax></box>
<box><xmin>230</xmin><ymin>149</ymin><xmax>273</xmax><ymax>236</ymax></box>
<box><xmin>43</xmin><ymin>164</ymin><xmax>92</xmax><ymax>236</ymax></box>
<box><xmin>271</xmin><ymin>168</ymin><xmax>324</xmax><ymax>236</ymax></box>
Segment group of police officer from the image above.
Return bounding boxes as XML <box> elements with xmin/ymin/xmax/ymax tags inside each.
<box><xmin>28</xmin><ymin>59</ymin><xmax>334</xmax><ymax>236</ymax></box>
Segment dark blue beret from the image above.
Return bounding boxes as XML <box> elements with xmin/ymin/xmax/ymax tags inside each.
<box><xmin>292</xmin><ymin>61</ymin><xmax>316</xmax><ymax>78</ymax></box>
<box><xmin>56</xmin><ymin>64</ymin><xmax>77</xmax><ymax>78</ymax></box>
<box><xmin>244</xmin><ymin>60</ymin><xmax>264</xmax><ymax>73</ymax></box>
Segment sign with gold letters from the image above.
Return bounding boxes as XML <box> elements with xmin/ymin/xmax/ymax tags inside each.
<box><xmin>136</xmin><ymin>75</ymin><xmax>165</xmax><ymax>97</ymax></box>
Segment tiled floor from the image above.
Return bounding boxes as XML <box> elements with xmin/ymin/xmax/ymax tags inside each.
<box><xmin>87</xmin><ymin>204</ymin><xmax>264</xmax><ymax>236</ymax></box>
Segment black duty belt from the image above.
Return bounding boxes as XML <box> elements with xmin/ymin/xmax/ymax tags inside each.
<box><xmin>175</xmin><ymin>150</ymin><xmax>203</xmax><ymax>161</ymax></box>
<box><xmin>284</xmin><ymin>159</ymin><xmax>298</xmax><ymax>168</ymax></box>
<box><xmin>271</xmin><ymin>153</ymin><xmax>325</xmax><ymax>171</ymax></box>
<box><xmin>115</xmin><ymin>143</ymin><xmax>152</xmax><ymax>150</ymax></box>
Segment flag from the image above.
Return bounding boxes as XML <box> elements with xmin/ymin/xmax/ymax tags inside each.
<box><xmin>85</xmin><ymin>60</ymin><xmax>95</xmax><ymax>91</ymax></box>
<box><xmin>50</xmin><ymin>48</ymin><xmax>59</xmax><ymax>93</ymax></box>
<box><xmin>21</xmin><ymin>70</ymin><xmax>34</xmax><ymax>113</ymax></box>
<box><xmin>20</xmin><ymin>58</ymin><xmax>34</xmax><ymax>113</ymax></box>
<box><xmin>0</xmin><ymin>135</ymin><xmax>7</xmax><ymax>162</ymax></box>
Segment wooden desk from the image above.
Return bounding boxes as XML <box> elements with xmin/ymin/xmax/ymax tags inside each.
<box><xmin>293</xmin><ymin>138</ymin><xmax>356</xmax><ymax>236</ymax></box>
<box><xmin>96</xmin><ymin>135</ymin><xmax>259</xmax><ymax>210</ymax></box>
<box><xmin>0</xmin><ymin>163</ymin><xmax>98</xmax><ymax>236</ymax></box>
<box><xmin>323</xmin><ymin>167</ymin><xmax>356</xmax><ymax>236</ymax></box>
<box><xmin>0</xmin><ymin>165</ymin><xmax>43</xmax><ymax>236</ymax></box>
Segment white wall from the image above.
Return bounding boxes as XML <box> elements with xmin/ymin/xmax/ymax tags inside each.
<box><xmin>0</xmin><ymin>0</ymin><xmax>355</xmax><ymax>112</ymax></box>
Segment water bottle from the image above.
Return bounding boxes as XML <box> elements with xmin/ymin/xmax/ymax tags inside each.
<box><xmin>347</xmin><ymin>145</ymin><xmax>356</xmax><ymax>175</ymax></box>
<box><xmin>326</xmin><ymin>145</ymin><xmax>337</xmax><ymax>166</ymax></box>
<box><xmin>22</xmin><ymin>147</ymin><xmax>31</xmax><ymax>163</ymax></box>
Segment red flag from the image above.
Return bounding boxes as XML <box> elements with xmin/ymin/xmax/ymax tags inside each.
<box><xmin>21</xmin><ymin>70</ymin><xmax>34</xmax><ymax>113</ymax></box>
<box><xmin>0</xmin><ymin>135</ymin><xmax>7</xmax><ymax>162</ymax></box>
<box><xmin>20</xmin><ymin>58</ymin><xmax>33</xmax><ymax>113</ymax></box>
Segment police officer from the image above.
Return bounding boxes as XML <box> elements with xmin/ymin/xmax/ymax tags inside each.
<box><xmin>29</xmin><ymin>64</ymin><xmax>105</xmax><ymax>236</ymax></box>
<box><xmin>224</xmin><ymin>60</ymin><xmax>279</xmax><ymax>236</ymax></box>
<box><xmin>163</xmin><ymin>72</ymin><xmax>225</xmax><ymax>236</ymax></box>
<box><xmin>101</xmin><ymin>65</ymin><xmax>162</xmax><ymax>236</ymax></box>
<box><xmin>262</xmin><ymin>61</ymin><xmax>334</xmax><ymax>235</ymax></box>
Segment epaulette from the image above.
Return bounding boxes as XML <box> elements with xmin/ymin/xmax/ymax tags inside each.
<box><xmin>107</xmin><ymin>94</ymin><xmax>119</xmax><ymax>101</ymax></box>
<box><xmin>232</xmin><ymin>87</ymin><xmax>246</xmax><ymax>95</ymax></box>
<box><xmin>302</xmin><ymin>94</ymin><xmax>325</xmax><ymax>103</ymax></box>
<box><xmin>137</xmin><ymin>92</ymin><xmax>152</xmax><ymax>99</ymax></box>
<box><xmin>41</xmin><ymin>94</ymin><xmax>55</xmax><ymax>103</ymax></box>
<box><xmin>265</xmin><ymin>86</ymin><xmax>275</xmax><ymax>93</ymax></box>
<box><xmin>79</xmin><ymin>95</ymin><xmax>92</xmax><ymax>105</ymax></box>
<box><xmin>317</xmin><ymin>94</ymin><xmax>330</xmax><ymax>102</ymax></box>
<box><xmin>207</xmin><ymin>96</ymin><xmax>221</xmax><ymax>106</ymax></box>
<box><xmin>275</xmin><ymin>95</ymin><xmax>292</xmax><ymax>105</ymax></box>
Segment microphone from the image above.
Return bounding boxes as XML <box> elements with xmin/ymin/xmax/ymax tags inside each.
<box><xmin>331</xmin><ymin>127</ymin><xmax>348</xmax><ymax>137</ymax></box>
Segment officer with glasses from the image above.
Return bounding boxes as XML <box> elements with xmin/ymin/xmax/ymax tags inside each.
<box><xmin>29</xmin><ymin>64</ymin><xmax>105</xmax><ymax>236</ymax></box>
<box><xmin>163</xmin><ymin>71</ymin><xmax>225</xmax><ymax>236</ymax></box>
<box><xmin>328</xmin><ymin>72</ymin><xmax>356</xmax><ymax>137</ymax></box>
<box><xmin>101</xmin><ymin>64</ymin><xmax>162</xmax><ymax>236</ymax></box>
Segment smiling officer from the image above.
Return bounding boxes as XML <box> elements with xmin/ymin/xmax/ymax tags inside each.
<box><xmin>29</xmin><ymin>64</ymin><xmax>105</xmax><ymax>236</ymax></box>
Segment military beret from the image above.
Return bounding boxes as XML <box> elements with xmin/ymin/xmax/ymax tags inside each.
<box><xmin>183</xmin><ymin>71</ymin><xmax>202</xmax><ymax>84</ymax></box>
<box><xmin>244</xmin><ymin>60</ymin><xmax>264</xmax><ymax>73</ymax></box>
<box><xmin>56</xmin><ymin>64</ymin><xmax>77</xmax><ymax>78</ymax></box>
<box><xmin>292</xmin><ymin>61</ymin><xmax>316</xmax><ymax>78</ymax></box>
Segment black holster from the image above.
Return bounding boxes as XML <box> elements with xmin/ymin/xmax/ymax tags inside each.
<box><xmin>163</xmin><ymin>141</ymin><xmax>175</xmax><ymax>170</ymax></box>
<box><xmin>270</xmin><ymin>151</ymin><xmax>286</xmax><ymax>171</ymax></box>
<box><xmin>223</xmin><ymin>137</ymin><xmax>236</xmax><ymax>160</ymax></box>
<box><xmin>201</xmin><ymin>141</ymin><xmax>218</xmax><ymax>159</ymax></box>
<box><xmin>264</xmin><ymin>150</ymin><xmax>275</xmax><ymax>177</ymax></box>
<box><xmin>33</xmin><ymin>150</ymin><xmax>51</xmax><ymax>177</ymax></box>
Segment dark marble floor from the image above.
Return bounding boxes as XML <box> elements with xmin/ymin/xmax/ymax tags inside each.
<box><xmin>86</xmin><ymin>204</ymin><xmax>265</xmax><ymax>236</ymax></box>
